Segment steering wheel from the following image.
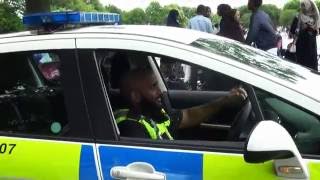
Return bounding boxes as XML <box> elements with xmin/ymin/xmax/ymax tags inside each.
<box><xmin>228</xmin><ymin>98</ymin><xmax>252</xmax><ymax>141</ymax></box>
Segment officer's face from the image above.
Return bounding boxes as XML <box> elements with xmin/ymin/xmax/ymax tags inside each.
<box><xmin>139</xmin><ymin>74</ymin><xmax>162</xmax><ymax>108</ymax></box>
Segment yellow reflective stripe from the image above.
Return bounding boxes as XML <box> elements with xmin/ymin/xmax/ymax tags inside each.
<box><xmin>203</xmin><ymin>153</ymin><xmax>277</xmax><ymax>179</ymax></box>
<box><xmin>139</xmin><ymin>119</ymin><xmax>157</xmax><ymax>140</ymax></box>
<box><xmin>157</xmin><ymin>120</ymin><xmax>173</xmax><ymax>140</ymax></box>
<box><xmin>0</xmin><ymin>137</ymin><xmax>81</xmax><ymax>180</ymax></box>
<box><xmin>309</xmin><ymin>161</ymin><xmax>320</xmax><ymax>180</ymax></box>
<box><xmin>114</xmin><ymin>109</ymin><xmax>129</xmax><ymax>124</ymax></box>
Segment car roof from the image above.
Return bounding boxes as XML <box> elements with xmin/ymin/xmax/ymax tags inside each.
<box><xmin>59</xmin><ymin>25</ymin><xmax>209</xmax><ymax>44</ymax></box>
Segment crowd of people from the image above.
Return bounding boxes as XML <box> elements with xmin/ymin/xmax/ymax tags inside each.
<box><xmin>166</xmin><ymin>0</ymin><xmax>320</xmax><ymax>71</ymax></box>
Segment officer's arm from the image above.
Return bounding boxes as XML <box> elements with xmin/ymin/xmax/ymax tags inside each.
<box><xmin>178</xmin><ymin>88</ymin><xmax>247</xmax><ymax>129</ymax></box>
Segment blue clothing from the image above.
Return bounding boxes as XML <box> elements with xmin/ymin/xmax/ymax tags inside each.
<box><xmin>246</xmin><ymin>10</ymin><xmax>277</xmax><ymax>50</ymax></box>
<box><xmin>187</xmin><ymin>15</ymin><xmax>214</xmax><ymax>33</ymax></box>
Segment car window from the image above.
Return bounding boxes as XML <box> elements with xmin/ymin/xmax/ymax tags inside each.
<box><xmin>156</xmin><ymin>56</ymin><xmax>239</xmax><ymax>91</ymax></box>
<box><xmin>97</xmin><ymin>50</ymin><xmax>256</xmax><ymax>143</ymax></box>
<box><xmin>0</xmin><ymin>52</ymin><xmax>69</xmax><ymax>137</ymax></box>
<box><xmin>255</xmin><ymin>88</ymin><xmax>320</xmax><ymax>155</ymax></box>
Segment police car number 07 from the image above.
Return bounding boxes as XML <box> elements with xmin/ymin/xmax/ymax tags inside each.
<box><xmin>0</xmin><ymin>143</ymin><xmax>16</xmax><ymax>154</ymax></box>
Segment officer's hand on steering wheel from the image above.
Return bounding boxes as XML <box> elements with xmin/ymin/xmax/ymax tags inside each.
<box><xmin>225</xmin><ymin>87</ymin><xmax>248</xmax><ymax>107</ymax></box>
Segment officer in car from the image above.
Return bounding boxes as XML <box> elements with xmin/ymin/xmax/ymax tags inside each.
<box><xmin>114</xmin><ymin>68</ymin><xmax>247</xmax><ymax>140</ymax></box>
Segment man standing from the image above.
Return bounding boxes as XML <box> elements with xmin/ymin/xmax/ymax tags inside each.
<box><xmin>187</xmin><ymin>4</ymin><xmax>214</xmax><ymax>33</ymax></box>
<box><xmin>245</xmin><ymin>0</ymin><xmax>278</xmax><ymax>51</ymax></box>
<box><xmin>187</xmin><ymin>5</ymin><xmax>215</xmax><ymax>89</ymax></box>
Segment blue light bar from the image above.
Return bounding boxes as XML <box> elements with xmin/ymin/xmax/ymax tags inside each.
<box><xmin>23</xmin><ymin>11</ymin><xmax>120</xmax><ymax>27</ymax></box>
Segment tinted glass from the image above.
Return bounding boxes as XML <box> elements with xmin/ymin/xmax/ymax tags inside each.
<box><xmin>0</xmin><ymin>52</ymin><xmax>68</xmax><ymax>136</ymax></box>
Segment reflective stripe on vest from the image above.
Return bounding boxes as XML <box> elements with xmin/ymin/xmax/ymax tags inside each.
<box><xmin>114</xmin><ymin>109</ymin><xmax>173</xmax><ymax>140</ymax></box>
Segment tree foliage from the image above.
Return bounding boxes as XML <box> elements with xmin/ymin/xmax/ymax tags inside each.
<box><xmin>0</xmin><ymin>1</ymin><xmax>24</xmax><ymax>33</ymax></box>
<box><xmin>279</xmin><ymin>9</ymin><xmax>297</xmax><ymax>28</ymax></box>
<box><xmin>283</xmin><ymin>0</ymin><xmax>299</xmax><ymax>10</ymax></box>
<box><xmin>122</xmin><ymin>8</ymin><xmax>147</xmax><ymax>25</ymax></box>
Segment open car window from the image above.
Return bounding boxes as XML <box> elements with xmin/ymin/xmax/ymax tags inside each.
<box><xmin>97</xmin><ymin>49</ymin><xmax>258</xmax><ymax>144</ymax></box>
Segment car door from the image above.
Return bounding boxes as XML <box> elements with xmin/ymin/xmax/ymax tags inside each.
<box><xmin>75</xmin><ymin>36</ymin><xmax>293</xmax><ymax>179</ymax></box>
<box><xmin>0</xmin><ymin>38</ymin><xmax>98</xmax><ymax>179</ymax></box>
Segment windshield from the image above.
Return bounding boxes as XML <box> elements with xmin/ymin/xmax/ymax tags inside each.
<box><xmin>191</xmin><ymin>38</ymin><xmax>306</xmax><ymax>83</ymax></box>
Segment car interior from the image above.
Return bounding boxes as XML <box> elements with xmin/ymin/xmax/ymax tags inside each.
<box><xmin>96</xmin><ymin>50</ymin><xmax>258</xmax><ymax>142</ymax></box>
<box><xmin>0</xmin><ymin>52</ymin><xmax>68</xmax><ymax>136</ymax></box>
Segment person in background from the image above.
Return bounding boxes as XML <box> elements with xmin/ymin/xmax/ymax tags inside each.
<box><xmin>217</xmin><ymin>4</ymin><xmax>232</xmax><ymax>36</ymax></box>
<box><xmin>290</xmin><ymin>0</ymin><xmax>320</xmax><ymax>71</ymax></box>
<box><xmin>245</xmin><ymin>0</ymin><xmax>278</xmax><ymax>51</ymax></box>
<box><xmin>187</xmin><ymin>5</ymin><xmax>215</xmax><ymax>90</ymax></box>
<box><xmin>218</xmin><ymin>9</ymin><xmax>245</xmax><ymax>42</ymax></box>
<box><xmin>166</xmin><ymin>9</ymin><xmax>180</xmax><ymax>27</ymax></box>
<box><xmin>187</xmin><ymin>4</ymin><xmax>214</xmax><ymax>33</ymax></box>
<box><xmin>204</xmin><ymin>6</ymin><xmax>212</xmax><ymax>18</ymax></box>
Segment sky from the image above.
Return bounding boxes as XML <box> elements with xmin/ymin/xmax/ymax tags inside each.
<box><xmin>100</xmin><ymin>0</ymin><xmax>289</xmax><ymax>12</ymax></box>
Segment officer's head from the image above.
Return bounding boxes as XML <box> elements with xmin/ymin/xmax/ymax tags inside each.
<box><xmin>120</xmin><ymin>68</ymin><xmax>162</xmax><ymax>110</ymax></box>
<box><xmin>248</xmin><ymin>0</ymin><xmax>262</xmax><ymax>11</ymax></box>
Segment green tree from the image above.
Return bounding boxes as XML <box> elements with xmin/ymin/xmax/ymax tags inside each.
<box><xmin>105</xmin><ymin>4</ymin><xmax>122</xmax><ymax>14</ymax></box>
<box><xmin>145</xmin><ymin>1</ymin><xmax>166</xmax><ymax>25</ymax></box>
<box><xmin>51</xmin><ymin>0</ymin><xmax>95</xmax><ymax>11</ymax></box>
<box><xmin>89</xmin><ymin>0</ymin><xmax>104</xmax><ymax>12</ymax></box>
<box><xmin>279</xmin><ymin>9</ymin><xmax>297</xmax><ymax>27</ymax></box>
<box><xmin>0</xmin><ymin>2</ymin><xmax>24</xmax><ymax>33</ymax></box>
<box><xmin>4</xmin><ymin>0</ymin><xmax>25</xmax><ymax>15</ymax></box>
<box><xmin>182</xmin><ymin>6</ymin><xmax>195</xmax><ymax>19</ymax></box>
<box><xmin>240</xmin><ymin>12</ymin><xmax>251</xmax><ymax>28</ymax></box>
<box><xmin>283</xmin><ymin>0</ymin><xmax>299</xmax><ymax>10</ymax></box>
<box><xmin>122</xmin><ymin>8</ymin><xmax>147</xmax><ymax>24</ymax></box>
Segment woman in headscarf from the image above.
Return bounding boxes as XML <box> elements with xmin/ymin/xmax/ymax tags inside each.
<box><xmin>216</xmin><ymin>4</ymin><xmax>232</xmax><ymax>35</ymax></box>
<box><xmin>291</xmin><ymin>0</ymin><xmax>320</xmax><ymax>71</ymax></box>
<box><xmin>218</xmin><ymin>9</ymin><xmax>245</xmax><ymax>42</ymax></box>
<box><xmin>166</xmin><ymin>9</ymin><xmax>180</xmax><ymax>27</ymax></box>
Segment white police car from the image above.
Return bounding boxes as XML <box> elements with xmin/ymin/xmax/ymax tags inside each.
<box><xmin>0</xmin><ymin>12</ymin><xmax>319</xmax><ymax>180</ymax></box>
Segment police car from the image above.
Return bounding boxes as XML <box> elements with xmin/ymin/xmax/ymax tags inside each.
<box><xmin>0</xmin><ymin>12</ymin><xmax>319</xmax><ymax>180</ymax></box>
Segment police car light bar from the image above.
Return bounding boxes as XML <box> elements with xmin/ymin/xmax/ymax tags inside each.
<box><xmin>23</xmin><ymin>11</ymin><xmax>121</xmax><ymax>28</ymax></box>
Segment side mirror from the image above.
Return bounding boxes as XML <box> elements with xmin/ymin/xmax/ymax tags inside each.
<box><xmin>244</xmin><ymin>121</ymin><xmax>309</xmax><ymax>179</ymax></box>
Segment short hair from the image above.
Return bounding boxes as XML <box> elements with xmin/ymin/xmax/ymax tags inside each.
<box><xmin>217</xmin><ymin>4</ymin><xmax>232</xmax><ymax>17</ymax></box>
<box><xmin>250</xmin><ymin>0</ymin><xmax>262</xmax><ymax>8</ymax></box>
<box><xmin>119</xmin><ymin>68</ymin><xmax>153</xmax><ymax>101</ymax></box>
<box><xmin>196</xmin><ymin>4</ymin><xmax>206</xmax><ymax>15</ymax></box>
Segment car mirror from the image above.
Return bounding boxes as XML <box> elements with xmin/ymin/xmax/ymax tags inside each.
<box><xmin>244</xmin><ymin>121</ymin><xmax>309</xmax><ymax>179</ymax></box>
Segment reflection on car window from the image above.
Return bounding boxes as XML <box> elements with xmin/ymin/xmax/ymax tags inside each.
<box><xmin>191</xmin><ymin>38</ymin><xmax>305</xmax><ymax>83</ymax></box>
<box><xmin>33</xmin><ymin>53</ymin><xmax>61</xmax><ymax>82</ymax></box>
<box><xmin>0</xmin><ymin>52</ymin><xmax>68</xmax><ymax>136</ymax></box>
<box><xmin>156</xmin><ymin>56</ymin><xmax>239</xmax><ymax>91</ymax></box>
<box><xmin>255</xmin><ymin>88</ymin><xmax>320</xmax><ymax>155</ymax></box>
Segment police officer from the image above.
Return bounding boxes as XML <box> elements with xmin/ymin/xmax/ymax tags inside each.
<box><xmin>114</xmin><ymin>68</ymin><xmax>247</xmax><ymax>140</ymax></box>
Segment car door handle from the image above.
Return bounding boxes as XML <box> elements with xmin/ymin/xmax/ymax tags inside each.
<box><xmin>110</xmin><ymin>162</ymin><xmax>166</xmax><ymax>180</ymax></box>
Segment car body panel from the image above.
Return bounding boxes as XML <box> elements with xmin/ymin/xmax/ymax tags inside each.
<box><xmin>97</xmin><ymin>144</ymin><xmax>320</xmax><ymax>179</ymax></box>
<box><xmin>0</xmin><ymin>136</ymin><xmax>98</xmax><ymax>180</ymax></box>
